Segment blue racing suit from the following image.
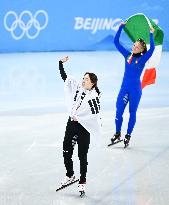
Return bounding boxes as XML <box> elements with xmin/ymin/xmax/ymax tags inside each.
<box><xmin>114</xmin><ymin>25</ymin><xmax>155</xmax><ymax>135</ymax></box>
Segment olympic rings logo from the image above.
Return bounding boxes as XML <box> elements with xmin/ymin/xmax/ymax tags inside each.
<box><xmin>4</xmin><ymin>10</ymin><xmax>48</xmax><ymax>40</ymax></box>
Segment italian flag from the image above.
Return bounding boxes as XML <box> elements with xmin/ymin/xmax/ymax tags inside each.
<box><xmin>123</xmin><ymin>13</ymin><xmax>164</xmax><ymax>89</ymax></box>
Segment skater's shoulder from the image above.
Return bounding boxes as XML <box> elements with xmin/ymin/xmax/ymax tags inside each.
<box><xmin>88</xmin><ymin>88</ymin><xmax>100</xmax><ymax>98</ymax></box>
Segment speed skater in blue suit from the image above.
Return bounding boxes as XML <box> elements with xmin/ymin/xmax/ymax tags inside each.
<box><xmin>111</xmin><ymin>22</ymin><xmax>155</xmax><ymax>148</ymax></box>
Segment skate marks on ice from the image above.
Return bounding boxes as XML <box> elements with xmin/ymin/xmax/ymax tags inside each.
<box><xmin>96</xmin><ymin>145</ymin><xmax>169</xmax><ymax>205</ymax></box>
<box><xmin>26</xmin><ymin>140</ymin><xmax>63</xmax><ymax>153</ymax></box>
<box><xmin>55</xmin><ymin>158</ymin><xmax>116</xmax><ymax>204</ymax></box>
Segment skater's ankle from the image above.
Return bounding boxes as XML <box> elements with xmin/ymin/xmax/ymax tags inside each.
<box><xmin>79</xmin><ymin>179</ymin><xmax>86</xmax><ymax>184</ymax></box>
<box><xmin>66</xmin><ymin>174</ymin><xmax>74</xmax><ymax>178</ymax></box>
<box><xmin>125</xmin><ymin>134</ymin><xmax>131</xmax><ymax>139</ymax></box>
<box><xmin>111</xmin><ymin>132</ymin><xmax>121</xmax><ymax>142</ymax></box>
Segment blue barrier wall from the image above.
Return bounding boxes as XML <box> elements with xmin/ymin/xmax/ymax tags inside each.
<box><xmin>0</xmin><ymin>0</ymin><xmax>168</xmax><ymax>52</ymax></box>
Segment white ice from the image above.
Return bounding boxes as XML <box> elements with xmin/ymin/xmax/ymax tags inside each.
<box><xmin>0</xmin><ymin>51</ymin><xmax>169</xmax><ymax>205</ymax></box>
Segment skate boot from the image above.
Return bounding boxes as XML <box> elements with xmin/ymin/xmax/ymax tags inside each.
<box><xmin>78</xmin><ymin>180</ymin><xmax>86</xmax><ymax>197</ymax></box>
<box><xmin>111</xmin><ymin>132</ymin><xmax>121</xmax><ymax>144</ymax></box>
<box><xmin>61</xmin><ymin>175</ymin><xmax>75</xmax><ymax>186</ymax></box>
<box><xmin>124</xmin><ymin>134</ymin><xmax>131</xmax><ymax>148</ymax></box>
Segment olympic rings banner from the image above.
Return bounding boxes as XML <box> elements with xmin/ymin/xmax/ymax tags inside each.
<box><xmin>4</xmin><ymin>10</ymin><xmax>48</xmax><ymax>41</ymax></box>
<box><xmin>0</xmin><ymin>0</ymin><xmax>168</xmax><ymax>52</ymax></box>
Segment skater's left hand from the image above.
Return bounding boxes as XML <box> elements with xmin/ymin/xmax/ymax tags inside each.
<box><xmin>60</xmin><ymin>56</ymin><xmax>69</xmax><ymax>63</ymax></box>
<box><xmin>150</xmin><ymin>27</ymin><xmax>155</xmax><ymax>33</ymax></box>
<box><xmin>72</xmin><ymin>116</ymin><xmax>78</xmax><ymax>121</ymax></box>
<box><xmin>120</xmin><ymin>21</ymin><xmax>126</xmax><ymax>27</ymax></box>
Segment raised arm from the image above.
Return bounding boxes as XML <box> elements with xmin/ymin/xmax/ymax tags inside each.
<box><xmin>139</xmin><ymin>29</ymin><xmax>155</xmax><ymax>65</ymax></box>
<box><xmin>59</xmin><ymin>56</ymin><xmax>69</xmax><ymax>81</ymax></box>
<box><xmin>114</xmin><ymin>23</ymin><xmax>130</xmax><ymax>58</ymax></box>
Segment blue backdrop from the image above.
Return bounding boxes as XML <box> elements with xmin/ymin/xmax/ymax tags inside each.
<box><xmin>0</xmin><ymin>0</ymin><xmax>168</xmax><ymax>52</ymax></box>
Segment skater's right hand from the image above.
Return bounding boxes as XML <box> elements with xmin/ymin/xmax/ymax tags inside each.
<box><xmin>120</xmin><ymin>21</ymin><xmax>126</xmax><ymax>26</ymax></box>
<box><xmin>60</xmin><ymin>56</ymin><xmax>69</xmax><ymax>63</ymax></box>
<box><xmin>150</xmin><ymin>27</ymin><xmax>155</xmax><ymax>33</ymax></box>
<box><xmin>72</xmin><ymin>116</ymin><xmax>78</xmax><ymax>121</ymax></box>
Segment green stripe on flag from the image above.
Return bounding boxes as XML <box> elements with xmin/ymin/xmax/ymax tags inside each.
<box><xmin>149</xmin><ymin>19</ymin><xmax>164</xmax><ymax>45</ymax></box>
<box><xmin>124</xmin><ymin>13</ymin><xmax>164</xmax><ymax>46</ymax></box>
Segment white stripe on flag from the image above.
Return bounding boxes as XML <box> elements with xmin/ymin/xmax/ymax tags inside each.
<box><xmin>145</xmin><ymin>45</ymin><xmax>162</xmax><ymax>68</ymax></box>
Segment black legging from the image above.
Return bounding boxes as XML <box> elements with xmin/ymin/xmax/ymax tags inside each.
<box><xmin>63</xmin><ymin>118</ymin><xmax>90</xmax><ymax>183</ymax></box>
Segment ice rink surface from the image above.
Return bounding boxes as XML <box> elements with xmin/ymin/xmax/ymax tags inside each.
<box><xmin>0</xmin><ymin>51</ymin><xmax>169</xmax><ymax>205</ymax></box>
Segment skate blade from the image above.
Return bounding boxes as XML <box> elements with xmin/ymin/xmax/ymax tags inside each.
<box><xmin>108</xmin><ymin>139</ymin><xmax>123</xmax><ymax>147</ymax></box>
<box><xmin>79</xmin><ymin>191</ymin><xmax>85</xmax><ymax>197</ymax></box>
<box><xmin>56</xmin><ymin>179</ymin><xmax>79</xmax><ymax>192</ymax></box>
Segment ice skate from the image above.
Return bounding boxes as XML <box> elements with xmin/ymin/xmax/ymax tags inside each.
<box><xmin>124</xmin><ymin>134</ymin><xmax>131</xmax><ymax>148</ymax></box>
<box><xmin>61</xmin><ymin>175</ymin><xmax>75</xmax><ymax>186</ymax></box>
<box><xmin>78</xmin><ymin>182</ymin><xmax>86</xmax><ymax>197</ymax></box>
<box><xmin>56</xmin><ymin>176</ymin><xmax>78</xmax><ymax>192</ymax></box>
<box><xmin>108</xmin><ymin>132</ymin><xmax>123</xmax><ymax>146</ymax></box>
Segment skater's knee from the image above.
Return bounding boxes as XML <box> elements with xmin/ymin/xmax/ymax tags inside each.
<box><xmin>78</xmin><ymin>153</ymin><xmax>88</xmax><ymax>163</ymax></box>
<box><xmin>116</xmin><ymin>107</ymin><xmax>124</xmax><ymax>118</ymax></box>
<box><xmin>63</xmin><ymin>149</ymin><xmax>73</xmax><ymax>159</ymax></box>
<box><xmin>115</xmin><ymin>113</ymin><xmax>123</xmax><ymax>122</ymax></box>
<box><xmin>129</xmin><ymin>111</ymin><xmax>136</xmax><ymax>119</ymax></box>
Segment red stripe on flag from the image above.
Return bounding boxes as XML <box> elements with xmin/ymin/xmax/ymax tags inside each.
<box><xmin>141</xmin><ymin>68</ymin><xmax>156</xmax><ymax>89</ymax></box>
